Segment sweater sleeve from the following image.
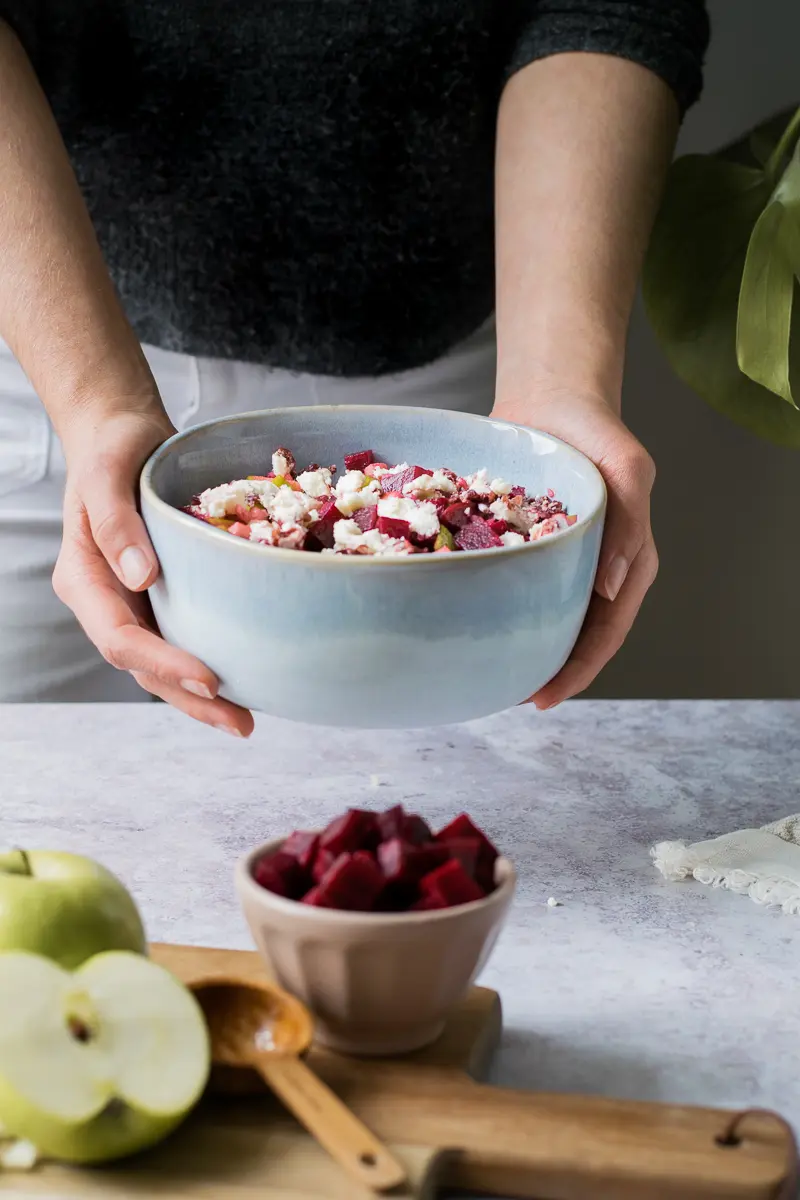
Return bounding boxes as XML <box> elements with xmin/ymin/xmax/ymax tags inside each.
<box><xmin>506</xmin><ymin>1</ymin><xmax>710</xmax><ymax>117</ymax></box>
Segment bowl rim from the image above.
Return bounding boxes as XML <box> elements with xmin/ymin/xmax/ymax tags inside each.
<box><xmin>236</xmin><ymin>835</ymin><xmax>516</xmax><ymax>926</ymax></box>
<box><xmin>140</xmin><ymin>404</ymin><xmax>607</xmax><ymax>568</ymax></box>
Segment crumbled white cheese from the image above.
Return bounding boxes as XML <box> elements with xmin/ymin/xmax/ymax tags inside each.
<box><xmin>272</xmin><ymin>451</ymin><xmax>290</xmax><ymax>476</ymax></box>
<box><xmin>464</xmin><ymin>468</ymin><xmax>493</xmax><ymax>496</ymax></box>
<box><xmin>332</xmin><ymin>519</ymin><xmax>411</xmax><ymax>556</ymax></box>
<box><xmin>195</xmin><ymin>480</ymin><xmax>252</xmax><ymax>518</ymax></box>
<box><xmin>491</xmin><ymin>478</ymin><xmax>513</xmax><ymax>496</ymax></box>
<box><xmin>377</xmin><ymin>495</ymin><xmax>439</xmax><ymax>538</ymax></box>
<box><xmin>334</xmin><ymin>472</ymin><xmax>380</xmax><ymax>516</ymax></box>
<box><xmin>546</xmin><ymin>897</ymin><xmax>562</xmax><ymax>908</ymax></box>
<box><xmin>529</xmin><ymin>516</ymin><xmax>567</xmax><ymax>541</ymax></box>
<box><xmin>296</xmin><ymin>468</ymin><xmax>332</xmax><ymax>498</ymax></box>
<box><xmin>195</xmin><ymin>477</ymin><xmax>280</xmax><ymax>518</ymax></box>
<box><xmin>266</xmin><ymin>485</ymin><xmax>319</xmax><ymax>529</ymax></box>
<box><xmin>248</xmin><ymin>521</ymin><xmax>278</xmax><ymax>545</ymax></box>
<box><xmin>500</xmin><ymin>531</ymin><xmax>526</xmax><ymax>548</ymax></box>
<box><xmin>490</xmin><ymin>498</ymin><xmax>533</xmax><ymax>533</ymax></box>
<box><xmin>403</xmin><ymin>469</ymin><xmax>456</xmax><ymax>498</ymax></box>
<box><xmin>366</xmin><ymin>463</ymin><xmax>390</xmax><ymax>478</ymax></box>
<box><xmin>0</xmin><ymin>1138</ymin><xmax>38</xmax><ymax>1170</ymax></box>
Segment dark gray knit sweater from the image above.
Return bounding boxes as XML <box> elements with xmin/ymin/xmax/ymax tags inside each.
<box><xmin>3</xmin><ymin>2</ymin><xmax>709</xmax><ymax>377</ymax></box>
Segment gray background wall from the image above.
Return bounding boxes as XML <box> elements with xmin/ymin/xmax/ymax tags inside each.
<box><xmin>587</xmin><ymin>0</ymin><xmax>800</xmax><ymax>700</ymax></box>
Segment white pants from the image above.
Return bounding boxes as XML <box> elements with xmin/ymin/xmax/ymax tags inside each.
<box><xmin>0</xmin><ymin>321</ymin><xmax>496</xmax><ymax>701</ymax></box>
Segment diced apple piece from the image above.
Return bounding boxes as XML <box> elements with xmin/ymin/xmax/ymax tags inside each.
<box><xmin>433</xmin><ymin>525</ymin><xmax>456</xmax><ymax>552</ymax></box>
<box><xmin>228</xmin><ymin>521</ymin><xmax>251</xmax><ymax>539</ymax></box>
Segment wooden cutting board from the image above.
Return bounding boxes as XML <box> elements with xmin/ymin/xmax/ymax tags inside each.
<box><xmin>3</xmin><ymin>943</ymin><xmax>796</xmax><ymax>1200</ymax></box>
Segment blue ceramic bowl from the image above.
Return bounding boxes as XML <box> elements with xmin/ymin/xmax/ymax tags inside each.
<box><xmin>140</xmin><ymin>406</ymin><xmax>605</xmax><ymax>728</ymax></box>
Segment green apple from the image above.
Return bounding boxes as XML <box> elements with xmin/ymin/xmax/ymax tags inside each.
<box><xmin>0</xmin><ymin>950</ymin><xmax>210</xmax><ymax>1163</ymax></box>
<box><xmin>0</xmin><ymin>850</ymin><xmax>146</xmax><ymax>968</ymax></box>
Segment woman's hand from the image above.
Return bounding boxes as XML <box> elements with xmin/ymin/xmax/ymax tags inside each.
<box><xmin>493</xmin><ymin>389</ymin><xmax>657</xmax><ymax>709</ymax></box>
<box><xmin>53</xmin><ymin>409</ymin><xmax>255</xmax><ymax>737</ymax></box>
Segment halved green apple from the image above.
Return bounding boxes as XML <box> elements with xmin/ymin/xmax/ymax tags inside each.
<box><xmin>0</xmin><ymin>951</ymin><xmax>210</xmax><ymax>1163</ymax></box>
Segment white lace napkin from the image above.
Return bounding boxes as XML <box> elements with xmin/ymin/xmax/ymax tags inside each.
<box><xmin>652</xmin><ymin>814</ymin><xmax>800</xmax><ymax>915</ymax></box>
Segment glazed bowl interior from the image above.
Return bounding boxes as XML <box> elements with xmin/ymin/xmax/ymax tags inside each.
<box><xmin>144</xmin><ymin>405</ymin><xmax>604</xmax><ymax>526</ymax></box>
<box><xmin>141</xmin><ymin>405</ymin><xmax>606</xmax><ymax>728</ymax></box>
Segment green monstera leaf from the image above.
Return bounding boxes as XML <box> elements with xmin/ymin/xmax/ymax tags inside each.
<box><xmin>643</xmin><ymin>106</ymin><xmax>800</xmax><ymax>447</ymax></box>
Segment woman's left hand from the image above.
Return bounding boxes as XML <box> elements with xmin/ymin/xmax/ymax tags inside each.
<box><xmin>492</xmin><ymin>388</ymin><xmax>658</xmax><ymax>709</ymax></box>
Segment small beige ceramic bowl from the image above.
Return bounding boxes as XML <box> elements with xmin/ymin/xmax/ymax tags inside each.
<box><xmin>235</xmin><ymin>839</ymin><xmax>516</xmax><ymax>1056</ymax></box>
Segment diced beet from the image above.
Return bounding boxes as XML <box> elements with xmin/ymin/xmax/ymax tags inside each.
<box><xmin>377</xmin><ymin>839</ymin><xmax>449</xmax><ymax>887</ymax></box>
<box><xmin>281</xmin><ymin>831</ymin><xmax>320</xmax><ymax>873</ymax></box>
<box><xmin>312</xmin><ymin>848</ymin><xmax>337</xmax><ymax>884</ymax></box>
<box><xmin>419</xmin><ymin>859</ymin><xmax>485</xmax><ymax>907</ymax></box>
<box><xmin>320</xmin><ymin>808</ymin><xmax>380</xmax><ymax>856</ymax></box>
<box><xmin>344</xmin><ymin>449</ymin><xmax>375</xmax><ymax>473</ymax></box>
<box><xmin>314</xmin><ymin>851</ymin><xmax>385</xmax><ymax>911</ymax></box>
<box><xmin>402</xmin><ymin>813</ymin><xmax>433</xmax><ymax>845</ymax></box>
<box><xmin>455</xmin><ymin>518</ymin><xmax>503</xmax><ymax>551</ymax></box>
<box><xmin>377</xmin><ymin>515</ymin><xmax>411</xmax><ymax>539</ymax></box>
<box><xmin>379</xmin><ymin>464</ymin><xmax>428</xmax><ymax>495</ymax></box>
<box><xmin>487</xmin><ymin>519</ymin><xmax>508</xmax><ymax>536</ymax></box>
<box><xmin>301</xmin><ymin>885</ymin><xmax>327</xmax><ymax>906</ymax></box>
<box><xmin>352</xmin><ymin>506</ymin><xmax>379</xmax><ymax>533</ymax></box>
<box><xmin>409</xmin><ymin>893</ymin><xmax>448</xmax><ymax>911</ymax></box>
<box><xmin>437</xmin><ymin>836</ymin><xmax>481</xmax><ymax>878</ymax></box>
<box><xmin>440</xmin><ymin>502</ymin><xmax>472</xmax><ymax>531</ymax></box>
<box><xmin>372</xmin><ymin>873</ymin><xmax>423</xmax><ymax>910</ymax></box>
<box><xmin>375</xmin><ymin>805</ymin><xmax>405</xmax><ymax>842</ymax></box>
<box><xmin>228</xmin><ymin>521</ymin><xmax>251</xmax><ymax>539</ymax></box>
<box><xmin>376</xmin><ymin>805</ymin><xmax>432</xmax><ymax>846</ymax></box>
<box><xmin>253</xmin><ymin>851</ymin><xmax>308</xmax><ymax>900</ymax></box>
<box><xmin>307</xmin><ymin>498</ymin><xmax>345</xmax><ymax>550</ymax></box>
<box><xmin>435</xmin><ymin>814</ymin><xmax>499</xmax><ymax>883</ymax></box>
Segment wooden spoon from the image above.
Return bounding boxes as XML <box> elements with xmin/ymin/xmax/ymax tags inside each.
<box><xmin>192</xmin><ymin>975</ymin><xmax>407</xmax><ymax>1193</ymax></box>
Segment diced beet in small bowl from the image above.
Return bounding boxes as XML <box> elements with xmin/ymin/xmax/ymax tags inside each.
<box><xmin>236</xmin><ymin>805</ymin><xmax>515</xmax><ymax>1056</ymax></box>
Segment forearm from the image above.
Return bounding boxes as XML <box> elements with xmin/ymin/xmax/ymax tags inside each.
<box><xmin>494</xmin><ymin>53</ymin><xmax>679</xmax><ymax>414</ymax></box>
<box><xmin>0</xmin><ymin>22</ymin><xmax>160</xmax><ymax>448</ymax></box>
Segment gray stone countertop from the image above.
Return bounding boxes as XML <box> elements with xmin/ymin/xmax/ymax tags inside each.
<box><xmin>1</xmin><ymin>700</ymin><xmax>799</xmax><ymax>1188</ymax></box>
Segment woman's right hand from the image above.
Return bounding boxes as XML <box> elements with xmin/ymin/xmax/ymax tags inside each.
<box><xmin>52</xmin><ymin>409</ymin><xmax>255</xmax><ymax>738</ymax></box>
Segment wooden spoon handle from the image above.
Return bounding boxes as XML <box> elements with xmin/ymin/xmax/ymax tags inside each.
<box><xmin>257</xmin><ymin>1054</ymin><xmax>407</xmax><ymax>1192</ymax></box>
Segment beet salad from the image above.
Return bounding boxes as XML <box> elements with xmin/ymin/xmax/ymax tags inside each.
<box><xmin>183</xmin><ymin>446</ymin><xmax>577</xmax><ymax>556</ymax></box>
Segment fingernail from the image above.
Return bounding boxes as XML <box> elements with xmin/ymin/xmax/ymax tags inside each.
<box><xmin>182</xmin><ymin>679</ymin><xmax>214</xmax><ymax>700</ymax></box>
<box><xmin>605</xmin><ymin>555</ymin><xmax>630</xmax><ymax>602</ymax></box>
<box><xmin>119</xmin><ymin>546</ymin><xmax>151</xmax><ymax>590</ymax></box>
<box><xmin>215</xmin><ymin>724</ymin><xmax>244</xmax><ymax>738</ymax></box>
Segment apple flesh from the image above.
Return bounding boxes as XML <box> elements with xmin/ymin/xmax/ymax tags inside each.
<box><xmin>0</xmin><ymin>850</ymin><xmax>146</xmax><ymax>969</ymax></box>
<box><xmin>0</xmin><ymin>950</ymin><xmax>210</xmax><ymax>1163</ymax></box>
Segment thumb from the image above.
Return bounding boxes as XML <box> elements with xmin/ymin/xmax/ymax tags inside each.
<box><xmin>80</xmin><ymin>471</ymin><xmax>159</xmax><ymax>592</ymax></box>
<box><xmin>594</xmin><ymin>441</ymin><xmax>655</xmax><ymax>602</ymax></box>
